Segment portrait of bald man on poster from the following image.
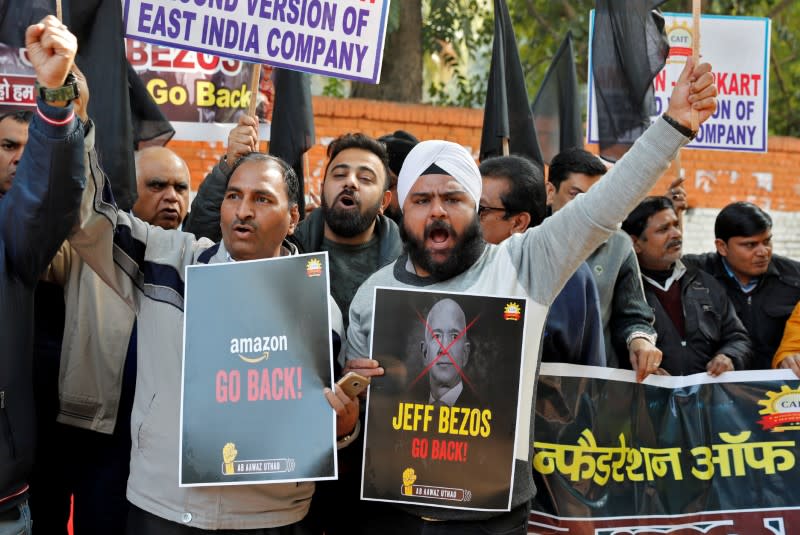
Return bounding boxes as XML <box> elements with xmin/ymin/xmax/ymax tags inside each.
<box><xmin>361</xmin><ymin>288</ymin><xmax>528</xmax><ymax>511</ymax></box>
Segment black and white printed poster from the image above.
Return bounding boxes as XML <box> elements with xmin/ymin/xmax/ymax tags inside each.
<box><xmin>180</xmin><ymin>253</ymin><xmax>335</xmax><ymax>486</ymax></box>
<box><xmin>362</xmin><ymin>287</ymin><xmax>529</xmax><ymax>511</ymax></box>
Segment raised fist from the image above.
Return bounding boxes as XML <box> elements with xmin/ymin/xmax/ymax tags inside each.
<box><xmin>25</xmin><ymin>15</ymin><xmax>77</xmax><ymax>89</ymax></box>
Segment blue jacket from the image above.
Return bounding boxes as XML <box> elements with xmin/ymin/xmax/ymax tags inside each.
<box><xmin>542</xmin><ymin>262</ymin><xmax>606</xmax><ymax>366</ymax></box>
<box><xmin>0</xmin><ymin>103</ymin><xmax>84</xmax><ymax>509</ymax></box>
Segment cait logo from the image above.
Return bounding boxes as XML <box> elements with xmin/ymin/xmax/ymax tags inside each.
<box><xmin>758</xmin><ymin>385</ymin><xmax>800</xmax><ymax>432</ymax></box>
<box><xmin>306</xmin><ymin>258</ymin><xmax>323</xmax><ymax>277</ymax></box>
<box><xmin>230</xmin><ymin>335</ymin><xmax>288</xmax><ymax>364</ymax></box>
<box><xmin>666</xmin><ymin>20</ymin><xmax>693</xmax><ymax>63</ymax></box>
<box><xmin>503</xmin><ymin>302</ymin><xmax>521</xmax><ymax>321</ymax></box>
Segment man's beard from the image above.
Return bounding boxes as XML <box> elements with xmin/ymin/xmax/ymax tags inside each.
<box><xmin>321</xmin><ymin>189</ymin><xmax>383</xmax><ymax>238</ymax></box>
<box><xmin>400</xmin><ymin>216</ymin><xmax>485</xmax><ymax>281</ymax></box>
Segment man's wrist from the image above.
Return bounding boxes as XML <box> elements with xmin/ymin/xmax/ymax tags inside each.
<box><xmin>627</xmin><ymin>331</ymin><xmax>657</xmax><ymax>348</ymax></box>
<box><xmin>337</xmin><ymin>419</ymin><xmax>361</xmax><ymax>449</ymax></box>
<box><xmin>662</xmin><ymin>113</ymin><xmax>696</xmax><ymax>140</ymax></box>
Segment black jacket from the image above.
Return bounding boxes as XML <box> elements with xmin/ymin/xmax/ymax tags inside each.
<box><xmin>642</xmin><ymin>267</ymin><xmax>752</xmax><ymax>375</ymax></box>
<box><xmin>0</xmin><ymin>104</ymin><xmax>84</xmax><ymax>508</ymax></box>
<box><xmin>289</xmin><ymin>207</ymin><xmax>403</xmax><ymax>267</ymax></box>
<box><xmin>683</xmin><ymin>252</ymin><xmax>800</xmax><ymax>369</ymax></box>
<box><xmin>183</xmin><ymin>155</ymin><xmax>233</xmax><ymax>241</ymax></box>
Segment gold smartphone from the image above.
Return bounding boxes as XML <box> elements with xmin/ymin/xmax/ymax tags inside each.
<box><xmin>336</xmin><ymin>371</ymin><xmax>371</xmax><ymax>398</ymax></box>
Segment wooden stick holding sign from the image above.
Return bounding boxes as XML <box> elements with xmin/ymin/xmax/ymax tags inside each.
<box><xmin>248</xmin><ymin>64</ymin><xmax>261</xmax><ymax>117</ymax></box>
<box><xmin>691</xmin><ymin>0</ymin><xmax>701</xmax><ymax>132</ymax></box>
<box><xmin>502</xmin><ymin>137</ymin><xmax>509</xmax><ymax>156</ymax></box>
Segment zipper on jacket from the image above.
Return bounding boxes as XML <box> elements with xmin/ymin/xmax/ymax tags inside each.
<box><xmin>0</xmin><ymin>391</ymin><xmax>3</xmax><ymax>409</ymax></box>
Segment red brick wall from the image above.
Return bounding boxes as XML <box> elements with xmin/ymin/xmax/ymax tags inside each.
<box><xmin>169</xmin><ymin>96</ymin><xmax>800</xmax><ymax>212</ymax></box>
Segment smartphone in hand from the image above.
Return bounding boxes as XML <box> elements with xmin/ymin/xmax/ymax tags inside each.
<box><xmin>336</xmin><ymin>371</ymin><xmax>371</xmax><ymax>398</ymax></box>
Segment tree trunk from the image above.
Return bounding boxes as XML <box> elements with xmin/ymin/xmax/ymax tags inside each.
<box><xmin>351</xmin><ymin>0</ymin><xmax>423</xmax><ymax>102</ymax></box>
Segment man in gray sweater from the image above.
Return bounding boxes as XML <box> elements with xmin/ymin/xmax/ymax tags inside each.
<box><xmin>344</xmin><ymin>59</ymin><xmax>718</xmax><ymax>534</ymax></box>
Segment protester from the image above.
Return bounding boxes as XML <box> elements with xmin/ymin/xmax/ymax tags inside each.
<box><xmin>186</xmin><ymin>121</ymin><xmax>402</xmax><ymax>335</ymax></box>
<box><xmin>546</xmin><ymin>147</ymin><xmax>659</xmax><ymax>377</ymax></box>
<box><xmin>132</xmin><ymin>146</ymin><xmax>191</xmax><ymax>230</ymax></box>
<box><xmin>344</xmin><ymin>58</ymin><xmax>718</xmax><ymax>533</ymax></box>
<box><xmin>622</xmin><ymin>197</ymin><xmax>751</xmax><ymax>376</ymax></box>
<box><xmin>0</xmin><ymin>110</ymin><xmax>31</xmax><ymax>199</ymax></box>
<box><xmin>378</xmin><ymin>129</ymin><xmax>419</xmax><ymax>224</ymax></box>
<box><xmin>774</xmin><ymin>301</ymin><xmax>800</xmax><ymax>377</ymax></box>
<box><xmin>57</xmin><ymin>112</ymin><xmax>359</xmax><ymax>531</ymax></box>
<box><xmin>479</xmin><ymin>154</ymin><xmax>605</xmax><ymax>366</ymax></box>
<box><xmin>684</xmin><ymin>202</ymin><xmax>800</xmax><ymax>369</ymax></box>
<box><xmin>0</xmin><ymin>16</ymin><xmax>84</xmax><ymax>535</ymax></box>
<box><xmin>32</xmin><ymin>138</ymin><xmax>193</xmax><ymax>535</ymax></box>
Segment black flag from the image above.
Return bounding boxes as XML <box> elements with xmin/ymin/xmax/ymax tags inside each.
<box><xmin>67</xmin><ymin>0</ymin><xmax>173</xmax><ymax>210</ymax></box>
<box><xmin>0</xmin><ymin>0</ymin><xmax>53</xmax><ymax>46</ymax></box>
<box><xmin>268</xmin><ymin>68</ymin><xmax>314</xmax><ymax>218</ymax></box>
<box><xmin>592</xmin><ymin>0</ymin><xmax>669</xmax><ymax>161</ymax></box>
<box><xmin>480</xmin><ymin>0</ymin><xmax>543</xmax><ymax>165</ymax></box>
<box><xmin>0</xmin><ymin>0</ymin><xmax>174</xmax><ymax>210</ymax></box>
<box><xmin>531</xmin><ymin>32</ymin><xmax>583</xmax><ymax>165</ymax></box>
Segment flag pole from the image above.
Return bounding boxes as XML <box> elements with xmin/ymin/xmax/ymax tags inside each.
<box><xmin>691</xmin><ymin>0</ymin><xmax>701</xmax><ymax>132</ymax></box>
<box><xmin>56</xmin><ymin>0</ymin><xmax>62</xmax><ymax>21</ymax></box>
<box><xmin>502</xmin><ymin>137</ymin><xmax>509</xmax><ymax>156</ymax></box>
<box><xmin>248</xmin><ymin>64</ymin><xmax>261</xmax><ymax>117</ymax></box>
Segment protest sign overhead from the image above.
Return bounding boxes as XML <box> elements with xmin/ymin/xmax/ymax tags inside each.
<box><xmin>124</xmin><ymin>0</ymin><xmax>391</xmax><ymax>84</ymax></box>
<box><xmin>587</xmin><ymin>12</ymin><xmax>771</xmax><ymax>153</ymax></box>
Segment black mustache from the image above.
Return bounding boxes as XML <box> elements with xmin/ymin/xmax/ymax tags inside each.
<box><xmin>232</xmin><ymin>219</ymin><xmax>257</xmax><ymax>231</ymax></box>
<box><xmin>424</xmin><ymin>220</ymin><xmax>456</xmax><ymax>240</ymax></box>
<box><xmin>335</xmin><ymin>188</ymin><xmax>360</xmax><ymax>205</ymax></box>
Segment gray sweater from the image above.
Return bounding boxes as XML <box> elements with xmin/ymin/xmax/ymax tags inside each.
<box><xmin>345</xmin><ymin>117</ymin><xmax>687</xmax><ymax>521</ymax></box>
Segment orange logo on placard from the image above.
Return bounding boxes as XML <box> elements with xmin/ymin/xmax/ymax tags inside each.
<box><xmin>503</xmin><ymin>302</ymin><xmax>521</xmax><ymax>321</ymax></box>
<box><xmin>758</xmin><ymin>386</ymin><xmax>800</xmax><ymax>432</ymax></box>
<box><xmin>666</xmin><ymin>20</ymin><xmax>693</xmax><ymax>63</ymax></box>
<box><xmin>306</xmin><ymin>258</ymin><xmax>322</xmax><ymax>277</ymax></box>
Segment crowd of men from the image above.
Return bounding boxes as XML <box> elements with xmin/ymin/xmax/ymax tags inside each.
<box><xmin>3</xmin><ymin>15</ymin><xmax>799</xmax><ymax>535</ymax></box>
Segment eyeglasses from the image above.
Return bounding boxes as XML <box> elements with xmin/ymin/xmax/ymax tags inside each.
<box><xmin>478</xmin><ymin>204</ymin><xmax>508</xmax><ymax>218</ymax></box>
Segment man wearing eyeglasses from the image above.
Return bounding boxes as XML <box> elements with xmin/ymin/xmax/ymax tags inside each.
<box><xmin>478</xmin><ymin>155</ymin><xmax>605</xmax><ymax>366</ymax></box>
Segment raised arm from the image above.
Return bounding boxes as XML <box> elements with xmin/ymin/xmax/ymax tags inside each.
<box><xmin>517</xmin><ymin>59</ymin><xmax>717</xmax><ymax>306</ymax></box>
<box><xmin>0</xmin><ymin>17</ymin><xmax>84</xmax><ymax>287</ymax></box>
<box><xmin>183</xmin><ymin>114</ymin><xmax>259</xmax><ymax>240</ymax></box>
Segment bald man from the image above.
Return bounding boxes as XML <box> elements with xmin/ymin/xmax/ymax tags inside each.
<box><xmin>132</xmin><ymin>146</ymin><xmax>190</xmax><ymax>229</ymax></box>
<box><xmin>419</xmin><ymin>298</ymin><xmax>478</xmax><ymax>407</ymax></box>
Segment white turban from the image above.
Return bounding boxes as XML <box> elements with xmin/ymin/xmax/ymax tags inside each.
<box><xmin>396</xmin><ymin>140</ymin><xmax>481</xmax><ymax>212</ymax></box>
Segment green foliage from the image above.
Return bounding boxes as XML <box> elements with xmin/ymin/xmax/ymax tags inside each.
<box><xmin>321</xmin><ymin>76</ymin><xmax>346</xmax><ymax>98</ymax></box>
<box><xmin>387</xmin><ymin>0</ymin><xmax>402</xmax><ymax>34</ymax></box>
<box><xmin>423</xmin><ymin>0</ymin><xmax>494</xmax><ymax>107</ymax></box>
<box><xmin>416</xmin><ymin>0</ymin><xmax>799</xmax><ymax>136</ymax></box>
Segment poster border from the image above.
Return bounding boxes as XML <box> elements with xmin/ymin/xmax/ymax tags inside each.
<box><xmin>178</xmin><ymin>251</ymin><xmax>337</xmax><ymax>487</ymax></box>
<box><xmin>359</xmin><ymin>286</ymin><xmax>530</xmax><ymax>512</ymax></box>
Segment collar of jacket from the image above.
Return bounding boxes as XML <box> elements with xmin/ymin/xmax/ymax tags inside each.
<box><xmin>290</xmin><ymin>207</ymin><xmax>402</xmax><ymax>267</ymax></box>
<box><xmin>202</xmin><ymin>239</ymin><xmax>299</xmax><ymax>265</ymax></box>
<box><xmin>710</xmin><ymin>252</ymin><xmax>780</xmax><ymax>284</ymax></box>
